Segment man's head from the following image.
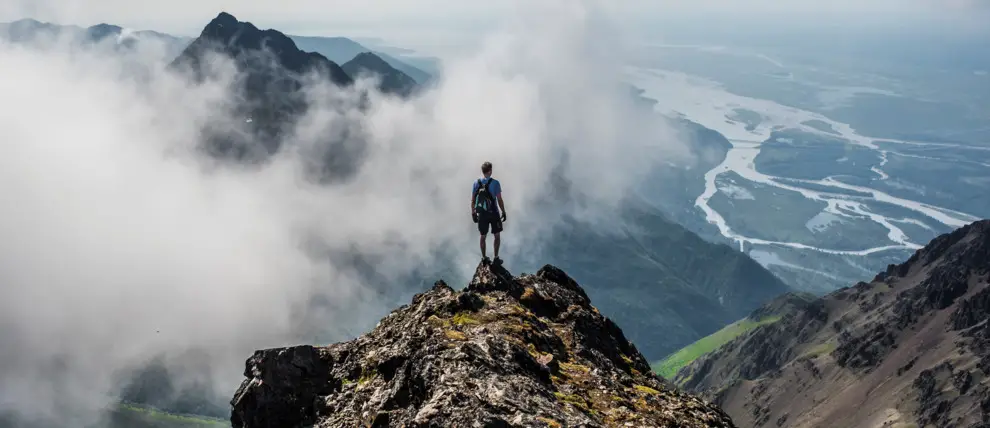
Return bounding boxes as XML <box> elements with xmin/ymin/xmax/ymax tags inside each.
<box><xmin>481</xmin><ymin>161</ymin><xmax>492</xmax><ymax>177</ymax></box>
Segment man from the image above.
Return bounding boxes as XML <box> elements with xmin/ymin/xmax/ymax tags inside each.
<box><xmin>471</xmin><ymin>161</ymin><xmax>506</xmax><ymax>265</ymax></box>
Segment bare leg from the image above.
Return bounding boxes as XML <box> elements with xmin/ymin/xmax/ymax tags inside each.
<box><xmin>480</xmin><ymin>234</ymin><xmax>487</xmax><ymax>258</ymax></box>
<box><xmin>493</xmin><ymin>233</ymin><xmax>500</xmax><ymax>259</ymax></box>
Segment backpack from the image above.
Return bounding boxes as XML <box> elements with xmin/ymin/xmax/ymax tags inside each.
<box><xmin>474</xmin><ymin>178</ymin><xmax>497</xmax><ymax>213</ymax></box>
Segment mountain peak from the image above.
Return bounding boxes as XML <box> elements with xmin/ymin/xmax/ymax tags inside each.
<box><xmin>84</xmin><ymin>23</ymin><xmax>122</xmax><ymax>41</ymax></box>
<box><xmin>169</xmin><ymin>11</ymin><xmax>354</xmax><ymax>159</ymax></box>
<box><xmin>213</xmin><ymin>11</ymin><xmax>239</xmax><ymax>25</ymax></box>
<box><xmin>350</xmin><ymin>51</ymin><xmax>390</xmax><ymax>68</ymax></box>
<box><xmin>342</xmin><ymin>51</ymin><xmax>418</xmax><ymax>96</ymax></box>
<box><xmin>88</xmin><ymin>23</ymin><xmax>121</xmax><ymax>32</ymax></box>
<box><xmin>8</xmin><ymin>18</ymin><xmax>44</xmax><ymax>26</ymax></box>
<box><xmin>198</xmin><ymin>12</ymin><xmax>258</xmax><ymax>45</ymax></box>
<box><xmin>2</xmin><ymin>18</ymin><xmax>62</xmax><ymax>40</ymax></box>
<box><xmin>174</xmin><ymin>11</ymin><xmax>351</xmax><ymax>85</ymax></box>
<box><xmin>230</xmin><ymin>262</ymin><xmax>735</xmax><ymax>427</ymax></box>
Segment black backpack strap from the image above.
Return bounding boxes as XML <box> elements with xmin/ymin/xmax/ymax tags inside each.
<box><xmin>474</xmin><ymin>178</ymin><xmax>484</xmax><ymax>202</ymax></box>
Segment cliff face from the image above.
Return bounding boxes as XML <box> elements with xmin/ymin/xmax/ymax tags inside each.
<box><xmin>672</xmin><ymin>220</ymin><xmax>990</xmax><ymax>428</ymax></box>
<box><xmin>230</xmin><ymin>262</ymin><xmax>736</xmax><ymax>427</ymax></box>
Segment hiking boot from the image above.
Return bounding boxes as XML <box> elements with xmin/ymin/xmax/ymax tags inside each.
<box><xmin>493</xmin><ymin>257</ymin><xmax>503</xmax><ymax>266</ymax></box>
<box><xmin>482</xmin><ymin>256</ymin><xmax>491</xmax><ymax>265</ymax></box>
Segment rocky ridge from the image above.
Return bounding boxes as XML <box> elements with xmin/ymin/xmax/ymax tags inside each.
<box><xmin>168</xmin><ymin>12</ymin><xmax>348</xmax><ymax>161</ymax></box>
<box><xmin>342</xmin><ymin>51</ymin><xmax>419</xmax><ymax>96</ymax></box>
<box><xmin>672</xmin><ymin>220</ymin><xmax>990</xmax><ymax>428</ymax></box>
<box><xmin>171</xmin><ymin>12</ymin><xmax>353</xmax><ymax>86</ymax></box>
<box><xmin>230</xmin><ymin>262</ymin><xmax>736</xmax><ymax>427</ymax></box>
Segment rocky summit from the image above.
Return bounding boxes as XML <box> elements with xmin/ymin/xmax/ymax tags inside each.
<box><xmin>230</xmin><ymin>262</ymin><xmax>735</xmax><ymax>427</ymax></box>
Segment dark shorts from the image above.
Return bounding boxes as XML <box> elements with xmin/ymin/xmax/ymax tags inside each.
<box><xmin>478</xmin><ymin>211</ymin><xmax>503</xmax><ymax>235</ymax></box>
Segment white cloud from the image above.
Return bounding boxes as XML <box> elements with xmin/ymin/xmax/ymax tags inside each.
<box><xmin>0</xmin><ymin>1</ymin><xmax>689</xmax><ymax>424</ymax></box>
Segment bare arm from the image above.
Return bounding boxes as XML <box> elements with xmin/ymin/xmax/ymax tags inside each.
<box><xmin>471</xmin><ymin>189</ymin><xmax>478</xmax><ymax>214</ymax></box>
<box><xmin>497</xmin><ymin>195</ymin><xmax>506</xmax><ymax>218</ymax></box>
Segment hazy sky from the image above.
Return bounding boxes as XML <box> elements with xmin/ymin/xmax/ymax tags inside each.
<box><xmin>3</xmin><ymin>0</ymin><xmax>987</xmax><ymax>39</ymax></box>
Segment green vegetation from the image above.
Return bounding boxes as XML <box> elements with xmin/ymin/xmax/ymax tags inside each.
<box><xmin>652</xmin><ymin>315</ymin><xmax>782</xmax><ymax>379</ymax></box>
<box><xmin>620</xmin><ymin>354</ymin><xmax>634</xmax><ymax>366</ymax></box>
<box><xmin>452</xmin><ymin>312</ymin><xmax>481</xmax><ymax>326</ymax></box>
<box><xmin>553</xmin><ymin>392</ymin><xmax>591</xmax><ymax>412</ymax></box>
<box><xmin>444</xmin><ymin>330</ymin><xmax>467</xmax><ymax>341</ymax></box>
<box><xmin>633</xmin><ymin>385</ymin><xmax>660</xmax><ymax>395</ymax></box>
<box><xmin>100</xmin><ymin>403</ymin><xmax>228</xmax><ymax>428</ymax></box>
<box><xmin>799</xmin><ymin>340</ymin><xmax>837</xmax><ymax>359</ymax></box>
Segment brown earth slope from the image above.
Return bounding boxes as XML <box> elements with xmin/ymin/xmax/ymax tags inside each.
<box><xmin>230</xmin><ymin>262</ymin><xmax>736</xmax><ymax>427</ymax></box>
<box><xmin>675</xmin><ymin>219</ymin><xmax>990</xmax><ymax>428</ymax></box>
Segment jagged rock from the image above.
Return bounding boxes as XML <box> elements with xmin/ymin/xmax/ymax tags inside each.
<box><xmin>834</xmin><ymin>322</ymin><xmax>897</xmax><ymax>369</ymax></box>
<box><xmin>230</xmin><ymin>262</ymin><xmax>735</xmax><ymax>427</ymax></box>
<box><xmin>953</xmin><ymin>370</ymin><xmax>974</xmax><ymax>394</ymax></box>
<box><xmin>951</xmin><ymin>287</ymin><xmax>990</xmax><ymax>331</ymax></box>
<box><xmin>913</xmin><ymin>363</ymin><xmax>960</xmax><ymax>428</ymax></box>
<box><xmin>676</xmin><ymin>297</ymin><xmax>828</xmax><ymax>392</ymax></box>
<box><xmin>669</xmin><ymin>220</ymin><xmax>990</xmax><ymax>428</ymax></box>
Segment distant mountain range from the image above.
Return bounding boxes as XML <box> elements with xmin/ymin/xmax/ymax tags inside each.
<box><xmin>668</xmin><ymin>219</ymin><xmax>990</xmax><ymax>428</ymax></box>
<box><xmin>0</xmin><ymin>17</ymin><xmax>433</xmax><ymax>84</ymax></box>
<box><xmin>0</xmin><ymin>18</ymin><xmax>188</xmax><ymax>62</ymax></box>
<box><xmin>290</xmin><ymin>35</ymin><xmax>432</xmax><ymax>84</ymax></box>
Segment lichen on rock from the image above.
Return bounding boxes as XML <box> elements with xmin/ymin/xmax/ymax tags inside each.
<box><xmin>230</xmin><ymin>262</ymin><xmax>735</xmax><ymax>427</ymax></box>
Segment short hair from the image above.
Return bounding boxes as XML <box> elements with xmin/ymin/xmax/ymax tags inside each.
<box><xmin>481</xmin><ymin>162</ymin><xmax>492</xmax><ymax>174</ymax></box>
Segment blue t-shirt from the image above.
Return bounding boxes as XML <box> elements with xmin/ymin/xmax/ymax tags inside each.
<box><xmin>472</xmin><ymin>177</ymin><xmax>502</xmax><ymax>213</ymax></box>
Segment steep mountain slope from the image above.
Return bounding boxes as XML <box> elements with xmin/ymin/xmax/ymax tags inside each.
<box><xmin>342</xmin><ymin>51</ymin><xmax>419</xmax><ymax>96</ymax></box>
<box><xmin>229</xmin><ymin>262</ymin><xmax>735</xmax><ymax>427</ymax></box>
<box><xmin>673</xmin><ymin>219</ymin><xmax>990</xmax><ymax>428</ymax></box>
<box><xmin>169</xmin><ymin>12</ymin><xmax>355</xmax><ymax>162</ymax></box>
<box><xmin>539</xmin><ymin>201</ymin><xmax>793</xmax><ymax>361</ymax></box>
<box><xmin>171</xmin><ymin>12</ymin><xmax>351</xmax><ymax>85</ymax></box>
<box><xmin>654</xmin><ymin>292</ymin><xmax>816</xmax><ymax>379</ymax></box>
<box><xmin>289</xmin><ymin>35</ymin><xmax>431</xmax><ymax>83</ymax></box>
